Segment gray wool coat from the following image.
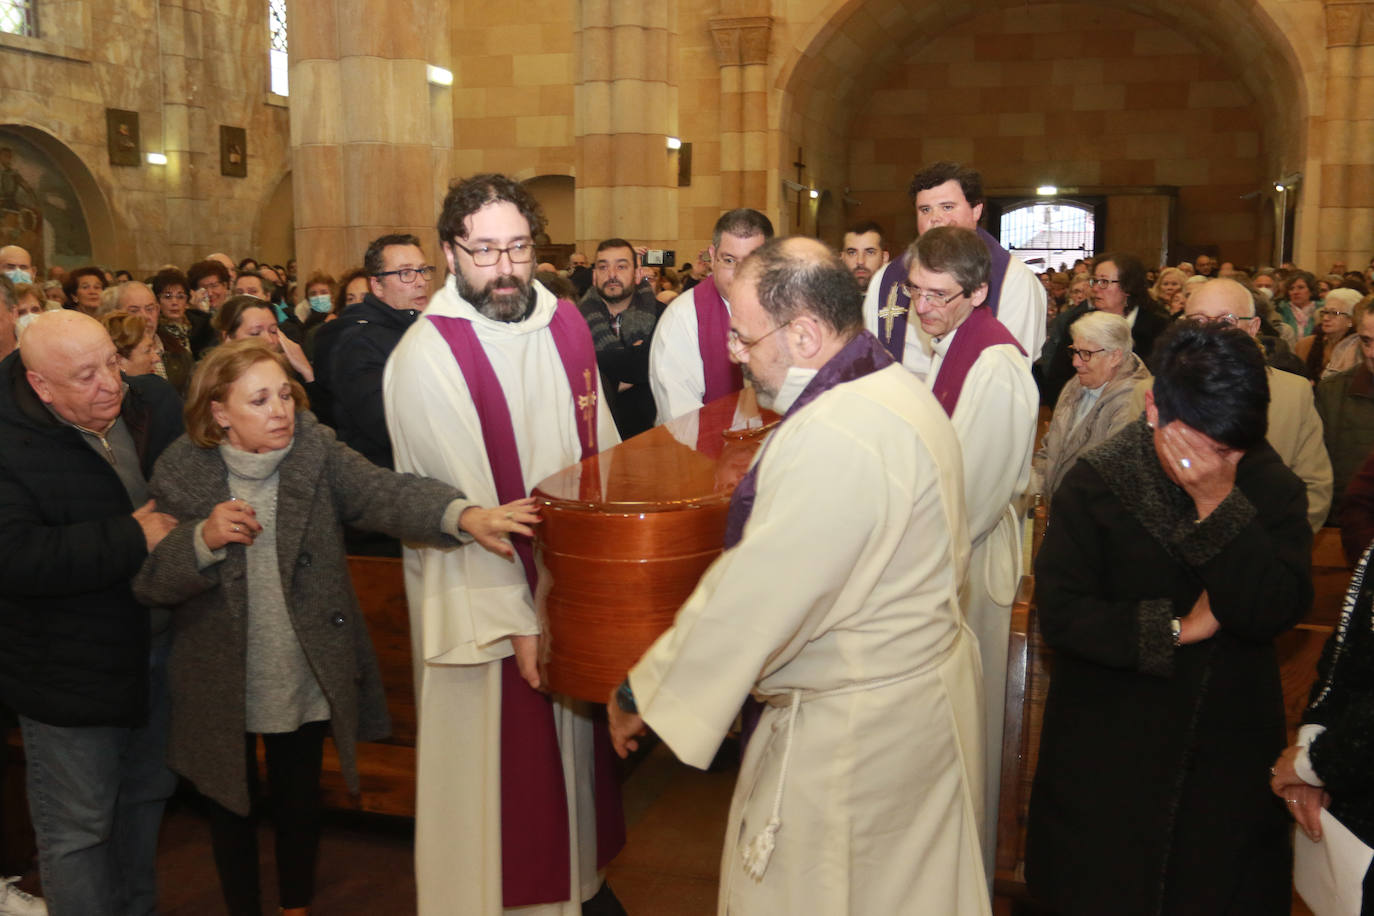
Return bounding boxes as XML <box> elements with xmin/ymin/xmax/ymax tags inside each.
<box><xmin>133</xmin><ymin>412</ymin><xmax>468</xmax><ymax>815</ymax></box>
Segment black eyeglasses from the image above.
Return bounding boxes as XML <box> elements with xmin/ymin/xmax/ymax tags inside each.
<box><xmin>1088</xmin><ymin>278</ymin><xmax>1122</xmax><ymax>288</ymax></box>
<box><xmin>1066</xmin><ymin>346</ymin><xmax>1105</xmax><ymax>361</ymax></box>
<box><xmin>451</xmin><ymin>240</ymin><xmax>536</xmax><ymax>268</ymax></box>
<box><xmin>373</xmin><ymin>266</ymin><xmax>436</xmax><ymax>284</ymax></box>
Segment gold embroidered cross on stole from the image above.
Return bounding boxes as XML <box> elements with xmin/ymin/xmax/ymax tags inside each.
<box><xmin>577</xmin><ymin>368</ymin><xmax>598</xmax><ymax>448</ymax></box>
<box><xmin>878</xmin><ymin>295</ymin><xmax>908</xmax><ymax>338</ymax></box>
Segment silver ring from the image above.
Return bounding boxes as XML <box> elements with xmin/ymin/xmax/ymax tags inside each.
<box><xmin>1287</xmin><ymin>798</ymin><xmax>1298</xmax><ymax>806</ymax></box>
<box><xmin>1180</xmin><ymin>458</ymin><xmax>1192</xmax><ymax>469</ymax></box>
<box><xmin>233</xmin><ymin>524</ymin><xmax>240</xmax><ymax>533</ymax></box>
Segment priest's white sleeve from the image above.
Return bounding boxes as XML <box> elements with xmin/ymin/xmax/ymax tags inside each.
<box><xmin>999</xmin><ymin>259</ymin><xmax>1048</xmax><ymax>367</ymax></box>
<box><xmin>628</xmin><ymin>409</ymin><xmax>898</xmax><ymax>769</ymax></box>
<box><xmin>951</xmin><ymin>346</ymin><xmax>1037</xmax><ymax>543</ymax></box>
<box><xmin>383</xmin><ymin>321</ymin><xmax>536</xmax><ymax>665</ymax></box>
<box><xmin>649</xmin><ymin>287</ymin><xmax>707</xmax><ymax>423</ymax></box>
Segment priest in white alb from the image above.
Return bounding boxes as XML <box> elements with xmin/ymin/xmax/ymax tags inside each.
<box><xmin>610</xmin><ymin>237</ymin><xmax>990</xmax><ymax>915</ymax></box>
<box><xmin>383</xmin><ymin>174</ymin><xmax>626</xmax><ymax>915</ymax></box>
<box><xmin>648</xmin><ymin>208</ymin><xmax>773</xmax><ymax>423</ymax></box>
<box><xmin>864</xmin><ymin>160</ymin><xmax>1046</xmax><ymax>379</ymax></box>
<box><xmin>904</xmin><ymin>225</ymin><xmax>1039</xmax><ymax>876</ymax></box>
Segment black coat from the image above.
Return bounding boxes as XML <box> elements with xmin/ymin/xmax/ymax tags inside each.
<box><xmin>313</xmin><ymin>295</ymin><xmax>419</xmax><ymax>469</ymax></box>
<box><xmin>1027</xmin><ymin>419</ymin><xmax>1312</xmax><ymax>916</ymax></box>
<box><xmin>0</xmin><ymin>351</ymin><xmax>184</xmax><ymax>726</ymax></box>
<box><xmin>1303</xmin><ymin>551</ymin><xmax>1374</xmax><ymax>848</ymax></box>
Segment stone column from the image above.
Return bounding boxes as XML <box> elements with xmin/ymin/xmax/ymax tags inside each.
<box><xmin>288</xmin><ymin>0</ymin><xmax>451</xmax><ymax>280</ymax></box>
<box><xmin>159</xmin><ymin>0</ymin><xmax>209</xmax><ymax>269</ymax></box>
<box><xmin>709</xmin><ymin>15</ymin><xmax>770</xmax><ymax>212</ymax></box>
<box><xmin>1316</xmin><ymin>1</ymin><xmax>1374</xmax><ymax>269</ymax></box>
<box><xmin>574</xmin><ymin>0</ymin><xmax>679</xmax><ymax>251</ymax></box>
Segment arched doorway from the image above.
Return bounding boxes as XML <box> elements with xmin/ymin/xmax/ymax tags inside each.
<box><xmin>0</xmin><ymin>124</ymin><xmax>114</xmax><ymax>275</ymax></box>
<box><xmin>996</xmin><ymin>199</ymin><xmax>1097</xmax><ymax>272</ymax></box>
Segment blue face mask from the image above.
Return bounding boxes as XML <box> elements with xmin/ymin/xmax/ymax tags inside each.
<box><xmin>308</xmin><ymin>293</ymin><xmax>332</xmax><ymax>313</ymax></box>
<box><xmin>4</xmin><ymin>268</ymin><xmax>31</xmax><ymax>285</ymax></box>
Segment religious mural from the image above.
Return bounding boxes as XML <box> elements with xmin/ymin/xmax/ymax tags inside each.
<box><xmin>0</xmin><ymin>128</ymin><xmax>93</xmax><ymax>274</ymax></box>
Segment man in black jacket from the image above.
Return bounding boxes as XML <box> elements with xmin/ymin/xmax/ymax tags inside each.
<box><xmin>579</xmin><ymin>238</ymin><xmax>659</xmax><ymax>438</ymax></box>
<box><xmin>315</xmin><ymin>233</ymin><xmax>432</xmax><ymax>470</ymax></box>
<box><xmin>0</xmin><ymin>311</ymin><xmax>182</xmax><ymax>916</ymax></box>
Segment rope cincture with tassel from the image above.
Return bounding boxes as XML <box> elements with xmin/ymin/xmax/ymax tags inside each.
<box><xmin>741</xmin><ymin>690</ymin><xmax>801</xmax><ymax>881</ymax></box>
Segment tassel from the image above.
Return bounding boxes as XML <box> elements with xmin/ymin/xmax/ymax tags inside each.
<box><xmin>741</xmin><ymin>816</ymin><xmax>781</xmax><ymax>880</ymax></box>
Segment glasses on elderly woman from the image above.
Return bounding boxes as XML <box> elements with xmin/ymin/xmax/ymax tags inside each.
<box><xmin>1066</xmin><ymin>346</ymin><xmax>1105</xmax><ymax>362</ymax></box>
<box><xmin>1319</xmin><ymin>308</ymin><xmax>1353</xmax><ymax>319</ymax></box>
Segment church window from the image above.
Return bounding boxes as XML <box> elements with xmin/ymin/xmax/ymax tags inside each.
<box><xmin>269</xmin><ymin>0</ymin><xmax>288</xmax><ymax>95</ymax></box>
<box><xmin>1000</xmin><ymin>202</ymin><xmax>1096</xmax><ymax>270</ymax></box>
<box><xmin>0</xmin><ymin>0</ymin><xmax>37</xmax><ymax>37</ymax></box>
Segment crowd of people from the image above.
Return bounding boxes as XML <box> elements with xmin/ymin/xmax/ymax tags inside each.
<box><xmin>1</xmin><ymin>157</ymin><xmax>1374</xmax><ymax>916</ymax></box>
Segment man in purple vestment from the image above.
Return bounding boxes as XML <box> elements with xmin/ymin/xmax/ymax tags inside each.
<box><xmin>864</xmin><ymin>161</ymin><xmax>1046</xmax><ymax>379</ymax></box>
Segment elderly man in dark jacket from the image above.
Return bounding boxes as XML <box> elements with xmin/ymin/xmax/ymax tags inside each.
<box><xmin>0</xmin><ymin>310</ymin><xmax>183</xmax><ymax>916</ymax></box>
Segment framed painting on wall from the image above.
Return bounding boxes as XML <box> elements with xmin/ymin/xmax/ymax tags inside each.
<box><xmin>106</xmin><ymin>109</ymin><xmax>141</xmax><ymax>167</ymax></box>
<box><xmin>220</xmin><ymin>126</ymin><xmax>247</xmax><ymax>178</ymax></box>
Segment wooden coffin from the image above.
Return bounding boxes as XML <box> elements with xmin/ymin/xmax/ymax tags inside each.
<box><xmin>532</xmin><ymin>389</ymin><xmax>777</xmax><ymax>703</ymax></box>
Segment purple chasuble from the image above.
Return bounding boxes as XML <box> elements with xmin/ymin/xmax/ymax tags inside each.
<box><xmin>693</xmin><ymin>276</ymin><xmax>744</xmax><ymax>403</ymax></box>
<box><xmin>874</xmin><ymin>227</ymin><xmax>1014</xmax><ymax>359</ymax></box>
<box><xmin>724</xmin><ymin>332</ymin><xmax>895</xmax><ymax>748</ymax></box>
<box><xmin>427</xmin><ymin>298</ymin><xmax>626</xmax><ymax>907</ymax></box>
<box><xmin>928</xmin><ymin>304</ymin><xmax>1025</xmax><ymax>418</ymax></box>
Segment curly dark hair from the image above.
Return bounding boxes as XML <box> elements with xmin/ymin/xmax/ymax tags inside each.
<box><xmin>150</xmin><ymin>268</ymin><xmax>189</xmax><ymax>299</ymax></box>
<box><xmin>436</xmin><ymin>173</ymin><xmax>546</xmax><ymax>245</ymax></box>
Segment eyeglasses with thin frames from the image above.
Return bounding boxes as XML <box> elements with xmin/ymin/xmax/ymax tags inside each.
<box><xmin>728</xmin><ymin>321</ymin><xmax>791</xmax><ymax>353</ymax></box>
<box><xmin>373</xmin><ymin>266</ymin><xmax>437</xmax><ymax>284</ymax></box>
<box><xmin>451</xmin><ymin>240</ymin><xmax>537</xmax><ymax>268</ymax></box>
<box><xmin>1088</xmin><ymin>278</ymin><xmax>1122</xmax><ymax>288</ymax></box>
<box><xmin>898</xmin><ymin>283</ymin><xmax>968</xmax><ymax>307</ymax></box>
<box><xmin>1192</xmin><ymin>313</ymin><xmax>1256</xmax><ymax>328</ymax></box>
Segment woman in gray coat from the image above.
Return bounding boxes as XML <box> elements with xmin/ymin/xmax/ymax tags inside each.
<box><xmin>1033</xmin><ymin>310</ymin><xmax>1152</xmax><ymax>507</ymax></box>
<box><xmin>133</xmin><ymin>339</ymin><xmax>536</xmax><ymax>916</ymax></box>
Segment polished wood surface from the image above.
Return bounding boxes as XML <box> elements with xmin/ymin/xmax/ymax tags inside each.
<box><xmin>534</xmin><ymin>389</ymin><xmax>777</xmax><ymax>703</ymax></box>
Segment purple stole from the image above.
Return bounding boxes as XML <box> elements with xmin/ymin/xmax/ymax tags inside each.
<box><xmin>722</xmin><ymin>332</ymin><xmax>896</xmax><ymax>749</ymax></box>
<box><xmin>693</xmin><ymin>276</ymin><xmax>744</xmax><ymax>403</ymax></box>
<box><xmin>427</xmin><ymin>298</ymin><xmax>625</xmax><ymax>907</ymax></box>
<box><xmin>875</xmin><ymin>227</ymin><xmax>1014</xmax><ymax>359</ymax></box>
<box><xmin>929</xmin><ymin>305</ymin><xmax>1025</xmax><ymax>418</ymax></box>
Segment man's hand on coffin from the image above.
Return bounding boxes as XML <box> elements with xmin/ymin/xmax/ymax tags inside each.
<box><xmin>459</xmin><ymin>497</ymin><xmax>541</xmax><ymax>559</ymax></box>
<box><xmin>512</xmin><ymin>634</ymin><xmax>543</xmax><ymax>690</ymax></box>
<box><xmin>607</xmin><ymin>687</ymin><xmax>647</xmax><ymax>759</ymax></box>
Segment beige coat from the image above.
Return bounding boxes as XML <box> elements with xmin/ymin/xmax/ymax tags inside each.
<box><xmin>1034</xmin><ymin>353</ymin><xmax>1152</xmax><ymax>506</ymax></box>
<box><xmin>632</xmin><ymin>365</ymin><xmax>989</xmax><ymax>915</ymax></box>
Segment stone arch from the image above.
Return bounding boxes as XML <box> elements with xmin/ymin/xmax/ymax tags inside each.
<box><xmin>771</xmin><ymin>0</ymin><xmax>1313</xmax><ymax>259</ymax></box>
<box><xmin>0</xmin><ymin>122</ymin><xmax>123</xmax><ymax>272</ymax></box>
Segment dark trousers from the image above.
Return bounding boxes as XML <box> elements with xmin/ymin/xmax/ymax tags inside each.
<box><xmin>207</xmin><ymin>721</ymin><xmax>328</xmax><ymax>915</ymax></box>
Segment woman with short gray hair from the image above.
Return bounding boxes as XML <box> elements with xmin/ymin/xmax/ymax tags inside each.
<box><xmin>1033</xmin><ymin>310</ymin><xmax>1151</xmax><ymax>505</ymax></box>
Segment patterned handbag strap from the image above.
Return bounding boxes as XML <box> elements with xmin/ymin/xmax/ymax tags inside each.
<box><xmin>1308</xmin><ymin>541</ymin><xmax>1374</xmax><ymax>711</ymax></box>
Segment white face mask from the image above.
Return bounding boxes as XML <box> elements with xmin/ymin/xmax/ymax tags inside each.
<box><xmin>4</xmin><ymin>268</ymin><xmax>31</xmax><ymax>285</ymax></box>
<box><xmin>763</xmin><ymin>366</ymin><xmax>818</xmax><ymax>414</ymax></box>
<box><xmin>307</xmin><ymin>293</ymin><xmax>332</xmax><ymax>313</ymax></box>
<box><xmin>15</xmin><ymin>312</ymin><xmax>39</xmax><ymax>338</ymax></box>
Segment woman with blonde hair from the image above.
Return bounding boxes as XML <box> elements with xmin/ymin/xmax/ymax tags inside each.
<box><xmin>1152</xmin><ymin>267</ymin><xmax>1187</xmax><ymax>313</ymax></box>
<box><xmin>133</xmin><ymin>339</ymin><xmax>537</xmax><ymax>916</ymax></box>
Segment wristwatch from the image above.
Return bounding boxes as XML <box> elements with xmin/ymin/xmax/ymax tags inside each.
<box><xmin>1170</xmin><ymin>617</ymin><xmax>1183</xmax><ymax>647</ymax></box>
<box><xmin>615</xmin><ymin>678</ymin><xmax>638</xmax><ymax>715</ymax></box>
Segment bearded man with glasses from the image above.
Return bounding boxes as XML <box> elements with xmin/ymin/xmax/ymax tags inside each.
<box><xmin>906</xmin><ymin>225</ymin><xmax>1037</xmax><ymax>881</ymax></box>
<box><xmin>384</xmin><ymin>173</ymin><xmax>627</xmax><ymax>916</ymax></box>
